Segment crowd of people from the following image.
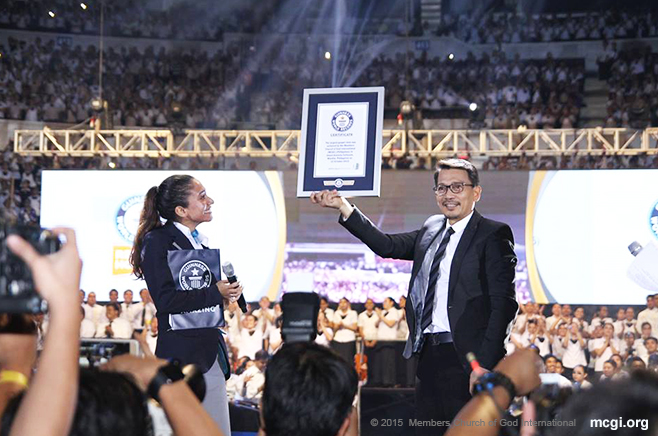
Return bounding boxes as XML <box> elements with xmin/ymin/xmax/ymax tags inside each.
<box><xmin>0</xmin><ymin>0</ymin><xmax>276</xmax><ymax>40</ymax></box>
<box><xmin>71</xmin><ymin>288</ymin><xmax>412</xmax><ymax>397</ymax></box>
<box><xmin>353</xmin><ymin>50</ymin><xmax>584</xmax><ymax>129</ymax></box>
<box><xmin>5</xmin><ymin>7</ymin><xmax>658</xmax><ymax>132</ymax></box>
<box><xmin>508</xmin><ymin>298</ymin><xmax>658</xmax><ymax>385</ymax></box>
<box><xmin>483</xmin><ymin>152</ymin><xmax>658</xmax><ymax>171</ymax></box>
<box><xmin>0</xmin><ymin>0</ymin><xmax>404</xmax><ymax>39</ymax></box>
<box><xmin>437</xmin><ymin>10</ymin><xmax>658</xmax><ymax>44</ymax></box>
<box><xmin>59</xmin><ymin>284</ymin><xmax>658</xmax><ymax>398</ymax></box>
<box><xmin>0</xmin><ymin>37</ymin><xmax>248</xmax><ymax>129</ymax></box>
<box><xmin>599</xmin><ymin>44</ymin><xmax>658</xmax><ymax>128</ymax></box>
<box><xmin>0</xmin><ymin>36</ymin><xmax>585</xmax><ymax>130</ymax></box>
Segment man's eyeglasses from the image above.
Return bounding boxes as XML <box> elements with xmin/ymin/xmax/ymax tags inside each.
<box><xmin>432</xmin><ymin>182</ymin><xmax>475</xmax><ymax>195</ymax></box>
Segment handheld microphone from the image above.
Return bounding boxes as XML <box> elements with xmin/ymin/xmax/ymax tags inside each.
<box><xmin>221</xmin><ymin>261</ymin><xmax>247</xmax><ymax>313</ymax></box>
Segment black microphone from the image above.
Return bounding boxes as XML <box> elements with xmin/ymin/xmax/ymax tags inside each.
<box><xmin>221</xmin><ymin>261</ymin><xmax>247</xmax><ymax>313</ymax></box>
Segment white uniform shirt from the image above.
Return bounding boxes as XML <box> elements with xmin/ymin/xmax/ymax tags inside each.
<box><xmin>532</xmin><ymin>334</ymin><xmax>551</xmax><ymax>357</ymax></box>
<box><xmin>562</xmin><ymin>337</ymin><xmax>587</xmax><ymax>368</ymax></box>
<box><xmin>253</xmin><ymin>308</ymin><xmax>275</xmax><ymax>335</ymax></box>
<box><xmin>224</xmin><ymin>310</ymin><xmax>241</xmax><ymax>345</ymax></box>
<box><xmin>146</xmin><ymin>333</ymin><xmax>158</xmax><ymax>355</ymax></box>
<box><xmin>377</xmin><ymin>308</ymin><xmax>401</xmax><ymax>340</ymax></box>
<box><xmin>636</xmin><ymin>308</ymin><xmax>658</xmax><ymax>336</ymax></box>
<box><xmin>551</xmin><ymin>335</ymin><xmax>566</xmax><ymax>359</ymax></box>
<box><xmin>420</xmin><ymin>212</ymin><xmax>473</xmax><ymax>334</ymax></box>
<box><xmin>332</xmin><ymin>310</ymin><xmax>358</xmax><ymax>343</ymax></box>
<box><xmin>398</xmin><ymin>313</ymin><xmax>410</xmax><ymax>340</ymax></box>
<box><xmin>322</xmin><ymin>308</ymin><xmax>335</xmax><ymax>321</ymax></box>
<box><xmin>357</xmin><ymin>311</ymin><xmax>379</xmax><ymax>340</ymax></box>
<box><xmin>80</xmin><ymin>319</ymin><xmax>96</xmax><ymax>338</ymax></box>
<box><xmin>591</xmin><ymin>337</ymin><xmax>620</xmax><ymax>371</ymax></box>
<box><xmin>121</xmin><ymin>303</ymin><xmax>136</xmax><ymax>324</ymax></box>
<box><xmin>613</xmin><ymin>320</ymin><xmax>626</xmax><ymax>337</ymax></box>
<box><xmin>267</xmin><ymin>328</ymin><xmax>282</xmax><ymax>354</ymax></box>
<box><xmin>621</xmin><ymin>320</ymin><xmax>637</xmax><ymax>337</ymax></box>
<box><xmin>130</xmin><ymin>302</ymin><xmax>156</xmax><ymax>330</ymax></box>
<box><xmin>244</xmin><ymin>370</ymin><xmax>265</xmax><ymax>400</ymax></box>
<box><xmin>238</xmin><ymin>329</ymin><xmax>264</xmax><ymax>360</ymax></box>
<box><xmin>95</xmin><ymin>318</ymin><xmax>133</xmax><ymax>339</ymax></box>
<box><xmin>83</xmin><ymin>303</ymin><xmax>106</xmax><ymax>327</ymax></box>
<box><xmin>315</xmin><ymin>328</ymin><xmax>334</xmax><ymax>347</ymax></box>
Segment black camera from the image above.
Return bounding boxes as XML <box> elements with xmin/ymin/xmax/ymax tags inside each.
<box><xmin>281</xmin><ymin>292</ymin><xmax>319</xmax><ymax>343</ymax></box>
<box><xmin>0</xmin><ymin>220</ymin><xmax>61</xmax><ymax>314</ymax></box>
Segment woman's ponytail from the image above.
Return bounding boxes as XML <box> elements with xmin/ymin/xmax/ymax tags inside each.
<box><xmin>130</xmin><ymin>186</ymin><xmax>161</xmax><ymax>279</ymax></box>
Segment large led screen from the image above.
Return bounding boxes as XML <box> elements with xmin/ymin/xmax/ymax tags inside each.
<box><xmin>40</xmin><ymin>171</ymin><xmax>286</xmax><ymax>301</ymax></box>
<box><xmin>527</xmin><ymin>170</ymin><xmax>658</xmax><ymax>304</ymax></box>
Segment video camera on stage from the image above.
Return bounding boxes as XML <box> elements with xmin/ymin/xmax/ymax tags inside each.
<box><xmin>0</xmin><ymin>220</ymin><xmax>61</xmax><ymax>314</ymax></box>
<box><xmin>281</xmin><ymin>292</ymin><xmax>319</xmax><ymax>343</ymax></box>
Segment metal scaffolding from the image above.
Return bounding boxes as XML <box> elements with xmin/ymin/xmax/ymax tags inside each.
<box><xmin>14</xmin><ymin>127</ymin><xmax>658</xmax><ymax>157</ymax></box>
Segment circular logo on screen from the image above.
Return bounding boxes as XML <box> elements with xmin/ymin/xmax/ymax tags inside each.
<box><xmin>331</xmin><ymin>111</ymin><xmax>354</xmax><ymax>132</ymax></box>
<box><xmin>179</xmin><ymin>260</ymin><xmax>212</xmax><ymax>291</ymax></box>
<box><xmin>116</xmin><ymin>196</ymin><xmax>144</xmax><ymax>243</ymax></box>
<box><xmin>650</xmin><ymin>200</ymin><xmax>658</xmax><ymax>240</ymax></box>
<box><xmin>334</xmin><ymin>178</ymin><xmax>344</xmax><ymax>188</ymax></box>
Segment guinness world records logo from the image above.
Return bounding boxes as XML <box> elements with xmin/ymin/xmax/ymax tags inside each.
<box><xmin>179</xmin><ymin>260</ymin><xmax>212</xmax><ymax>290</ymax></box>
<box><xmin>331</xmin><ymin>111</ymin><xmax>354</xmax><ymax>132</ymax></box>
<box><xmin>116</xmin><ymin>195</ymin><xmax>144</xmax><ymax>242</ymax></box>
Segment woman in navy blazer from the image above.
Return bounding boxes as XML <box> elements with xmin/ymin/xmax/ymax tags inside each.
<box><xmin>130</xmin><ymin>174</ymin><xmax>241</xmax><ymax>435</ymax></box>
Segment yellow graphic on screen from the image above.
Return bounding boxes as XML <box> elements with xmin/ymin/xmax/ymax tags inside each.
<box><xmin>113</xmin><ymin>246</ymin><xmax>133</xmax><ymax>275</ymax></box>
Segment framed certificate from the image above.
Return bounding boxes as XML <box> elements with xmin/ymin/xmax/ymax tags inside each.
<box><xmin>297</xmin><ymin>86</ymin><xmax>384</xmax><ymax>197</ymax></box>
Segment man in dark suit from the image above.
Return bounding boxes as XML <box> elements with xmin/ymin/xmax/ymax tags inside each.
<box><xmin>311</xmin><ymin>159</ymin><xmax>518</xmax><ymax>435</ymax></box>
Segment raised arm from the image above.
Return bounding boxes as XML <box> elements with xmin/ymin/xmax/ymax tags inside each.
<box><xmin>311</xmin><ymin>190</ymin><xmax>419</xmax><ymax>260</ymax></box>
<box><xmin>376</xmin><ymin>308</ymin><xmax>399</xmax><ymax>328</ymax></box>
<box><xmin>6</xmin><ymin>228</ymin><xmax>82</xmax><ymax>436</ymax></box>
<box><xmin>104</xmin><ymin>355</ymin><xmax>224</xmax><ymax>436</ymax></box>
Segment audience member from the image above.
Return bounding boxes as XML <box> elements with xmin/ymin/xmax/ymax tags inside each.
<box><xmin>259</xmin><ymin>342</ymin><xmax>358</xmax><ymax>436</ymax></box>
<box><xmin>330</xmin><ymin>298</ymin><xmax>358</xmax><ymax>365</ymax></box>
<box><xmin>95</xmin><ymin>302</ymin><xmax>133</xmax><ymax>339</ymax></box>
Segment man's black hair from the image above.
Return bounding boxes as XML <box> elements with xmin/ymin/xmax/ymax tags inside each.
<box><xmin>260</xmin><ymin>342</ymin><xmax>357</xmax><ymax>436</ymax></box>
<box><xmin>433</xmin><ymin>158</ymin><xmax>480</xmax><ymax>187</ymax></box>
<box><xmin>106</xmin><ymin>302</ymin><xmax>121</xmax><ymax>314</ymax></box>
<box><xmin>1</xmin><ymin>368</ymin><xmax>152</xmax><ymax>436</ymax></box>
<box><xmin>543</xmin><ymin>354</ymin><xmax>558</xmax><ymax>362</ymax></box>
<box><xmin>255</xmin><ymin>350</ymin><xmax>270</xmax><ymax>362</ymax></box>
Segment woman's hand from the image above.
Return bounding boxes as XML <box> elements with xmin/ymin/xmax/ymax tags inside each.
<box><xmin>217</xmin><ymin>280</ymin><xmax>243</xmax><ymax>302</ymax></box>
